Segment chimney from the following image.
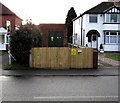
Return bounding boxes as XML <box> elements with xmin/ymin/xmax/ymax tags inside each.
<box><xmin>108</xmin><ymin>0</ymin><xmax>120</xmax><ymax>6</ymax></box>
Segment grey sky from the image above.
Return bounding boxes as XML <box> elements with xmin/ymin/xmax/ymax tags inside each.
<box><xmin>0</xmin><ymin>0</ymin><xmax>108</xmax><ymax>24</ymax></box>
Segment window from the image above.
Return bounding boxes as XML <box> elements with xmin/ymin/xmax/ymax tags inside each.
<box><xmin>0</xmin><ymin>35</ymin><xmax>5</xmax><ymax>43</ymax></box>
<box><xmin>105</xmin><ymin>14</ymin><xmax>120</xmax><ymax>23</ymax></box>
<box><xmin>118</xmin><ymin>32</ymin><xmax>120</xmax><ymax>43</ymax></box>
<box><xmin>110</xmin><ymin>14</ymin><xmax>117</xmax><ymax>22</ymax></box>
<box><xmin>89</xmin><ymin>15</ymin><xmax>98</xmax><ymax>23</ymax></box>
<box><xmin>105</xmin><ymin>31</ymin><xmax>120</xmax><ymax>44</ymax></box>
<box><xmin>75</xmin><ymin>33</ymin><xmax>77</xmax><ymax>41</ymax></box>
<box><xmin>6</xmin><ymin>35</ymin><xmax>9</xmax><ymax>43</ymax></box>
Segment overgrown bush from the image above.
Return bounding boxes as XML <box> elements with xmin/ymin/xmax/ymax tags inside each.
<box><xmin>10</xmin><ymin>23</ymin><xmax>42</xmax><ymax>66</ymax></box>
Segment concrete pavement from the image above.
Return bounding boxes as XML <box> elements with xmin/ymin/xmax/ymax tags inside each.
<box><xmin>2</xmin><ymin>68</ymin><xmax>119</xmax><ymax>76</ymax></box>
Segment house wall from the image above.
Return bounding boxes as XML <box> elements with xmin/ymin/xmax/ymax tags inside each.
<box><xmin>73</xmin><ymin>18</ymin><xmax>81</xmax><ymax>45</ymax></box>
<box><xmin>73</xmin><ymin>14</ymin><xmax>120</xmax><ymax>51</ymax></box>
<box><xmin>103</xmin><ymin>24</ymin><xmax>119</xmax><ymax>30</ymax></box>
<box><xmin>1</xmin><ymin>15</ymin><xmax>15</xmax><ymax>31</ymax></box>
<box><xmin>39</xmin><ymin>24</ymin><xmax>68</xmax><ymax>47</ymax></box>
<box><xmin>0</xmin><ymin>15</ymin><xmax>22</xmax><ymax>31</ymax></box>
<box><xmin>83</xmin><ymin>14</ymin><xmax>104</xmax><ymax>49</ymax></box>
<box><xmin>0</xmin><ymin>15</ymin><xmax>22</xmax><ymax>50</ymax></box>
<box><xmin>103</xmin><ymin>23</ymin><xmax>119</xmax><ymax>51</ymax></box>
<box><xmin>15</xmin><ymin>16</ymin><xmax>22</xmax><ymax>28</ymax></box>
<box><xmin>104</xmin><ymin>44</ymin><xmax>120</xmax><ymax>51</ymax></box>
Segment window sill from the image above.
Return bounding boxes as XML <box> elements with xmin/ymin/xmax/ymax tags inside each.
<box><xmin>103</xmin><ymin>23</ymin><xmax>120</xmax><ymax>24</ymax></box>
<box><xmin>89</xmin><ymin>22</ymin><xmax>98</xmax><ymax>23</ymax></box>
<box><xmin>104</xmin><ymin>44</ymin><xmax>120</xmax><ymax>45</ymax></box>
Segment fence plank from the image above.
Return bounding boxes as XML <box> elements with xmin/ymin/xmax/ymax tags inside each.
<box><xmin>31</xmin><ymin>47</ymin><xmax>93</xmax><ymax>69</ymax></box>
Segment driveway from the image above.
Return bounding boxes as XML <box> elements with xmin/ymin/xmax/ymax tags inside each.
<box><xmin>98</xmin><ymin>53</ymin><xmax>120</xmax><ymax>67</ymax></box>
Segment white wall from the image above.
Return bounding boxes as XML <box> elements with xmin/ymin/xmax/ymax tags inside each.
<box><xmin>73</xmin><ymin>14</ymin><xmax>120</xmax><ymax>51</ymax></box>
<box><xmin>104</xmin><ymin>44</ymin><xmax>120</xmax><ymax>51</ymax></box>
<box><xmin>0</xmin><ymin>44</ymin><xmax>6</xmax><ymax>50</ymax></box>
<box><xmin>73</xmin><ymin>18</ymin><xmax>81</xmax><ymax>45</ymax></box>
<box><xmin>83</xmin><ymin>14</ymin><xmax>104</xmax><ymax>48</ymax></box>
<box><xmin>103</xmin><ymin>24</ymin><xmax>119</xmax><ymax>30</ymax></box>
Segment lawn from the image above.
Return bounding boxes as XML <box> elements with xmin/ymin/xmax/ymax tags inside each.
<box><xmin>105</xmin><ymin>55</ymin><xmax>120</xmax><ymax>61</ymax></box>
<box><xmin>0</xmin><ymin>50</ymin><xmax>7</xmax><ymax>55</ymax></box>
<box><xmin>0</xmin><ymin>50</ymin><xmax>2</xmax><ymax>55</ymax></box>
<box><xmin>4</xmin><ymin>64</ymin><xmax>30</xmax><ymax>70</ymax></box>
<box><xmin>4</xmin><ymin>64</ymin><xmax>37</xmax><ymax>70</ymax></box>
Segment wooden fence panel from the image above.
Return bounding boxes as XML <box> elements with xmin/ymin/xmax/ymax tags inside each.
<box><xmin>70</xmin><ymin>48</ymin><xmax>93</xmax><ymax>68</ymax></box>
<box><xmin>31</xmin><ymin>47</ymin><xmax>93</xmax><ymax>69</ymax></box>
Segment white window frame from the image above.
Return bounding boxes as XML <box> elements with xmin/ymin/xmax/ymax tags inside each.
<box><xmin>105</xmin><ymin>31</ymin><xmax>120</xmax><ymax>44</ymax></box>
<box><xmin>104</xmin><ymin>14</ymin><xmax>120</xmax><ymax>23</ymax></box>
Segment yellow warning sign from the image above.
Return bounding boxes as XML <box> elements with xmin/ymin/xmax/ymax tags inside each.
<box><xmin>71</xmin><ymin>49</ymin><xmax>77</xmax><ymax>55</ymax></box>
<box><xmin>51</xmin><ymin>36</ymin><xmax>54</xmax><ymax>41</ymax></box>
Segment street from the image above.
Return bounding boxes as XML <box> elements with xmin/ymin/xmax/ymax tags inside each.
<box><xmin>1</xmin><ymin>75</ymin><xmax>118</xmax><ymax>102</ymax></box>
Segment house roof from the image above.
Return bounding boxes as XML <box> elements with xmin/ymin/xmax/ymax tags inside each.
<box><xmin>0</xmin><ymin>2</ymin><xmax>22</xmax><ymax>20</ymax></box>
<box><xmin>73</xmin><ymin>2</ymin><xmax>119</xmax><ymax>21</ymax></box>
<box><xmin>39</xmin><ymin>24</ymin><xmax>67</xmax><ymax>30</ymax></box>
<box><xmin>82</xmin><ymin>2</ymin><xmax>114</xmax><ymax>14</ymax></box>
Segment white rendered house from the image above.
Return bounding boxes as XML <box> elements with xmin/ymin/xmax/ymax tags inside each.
<box><xmin>0</xmin><ymin>27</ymin><xmax>9</xmax><ymax>50</ymax></box>
<box><xmin>73</xmin><ymin>2</ymin><xmax>120</xmax><ymax>51</ymax></box>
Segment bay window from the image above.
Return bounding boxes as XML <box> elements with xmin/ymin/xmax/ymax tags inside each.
<box><xmin>105</xmin><ymin>31</ymin><xmax>120</xmax><ymax>44</ymax></box>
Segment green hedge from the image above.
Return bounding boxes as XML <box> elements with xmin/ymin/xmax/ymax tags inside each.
<box><xmin>10</xmin><ymin>23</ymin><xmax>42</xmax><ymax>66</ymax></box>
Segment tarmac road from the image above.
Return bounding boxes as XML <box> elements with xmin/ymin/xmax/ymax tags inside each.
<box><xmin>1</xmin><ymin>75</ymin><xmax>118</xmax><ymax>102</ymax></box>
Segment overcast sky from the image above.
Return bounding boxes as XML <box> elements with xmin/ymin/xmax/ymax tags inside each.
<box><xmin>0</xmin><ymin>0</ymin><xmax>108</xmax><ymax>24</ymax></box>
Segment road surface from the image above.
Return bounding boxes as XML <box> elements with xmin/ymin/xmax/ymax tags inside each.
<box><xmin>1</xmin><ymin>75</ymin><xmax>118</xmax><ymax>102</ymax></box>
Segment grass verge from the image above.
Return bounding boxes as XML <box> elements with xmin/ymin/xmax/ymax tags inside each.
<box><xmin>105</xmin><ymin>55</ymin><xmax>120</xmax><ymax>61</ymax></box>
<box><xmin>0</xmin><ymin>50</ymin><xmax>2</xmax><ymax>55</ymax></box>
<box><xmin>4</xmin><ymin>64</ymin><xmax>34</xmax><ymax>70</ymax></box>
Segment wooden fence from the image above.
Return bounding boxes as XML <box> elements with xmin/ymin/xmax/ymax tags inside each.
<box><xmin>30</xmin><ymin>47</ymin><xmax>94</xmax><ymax>69</ymax></box>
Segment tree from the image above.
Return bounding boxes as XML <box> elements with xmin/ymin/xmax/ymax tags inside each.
<box><xmin>10</xmin><ymin>23</ymin><xmax>42</xmax><ymax>66</ymax></box>
<box><xmin>65</xmin><ymin>7</ymin><xmax>77</xmax><ymax>43</ymax></box>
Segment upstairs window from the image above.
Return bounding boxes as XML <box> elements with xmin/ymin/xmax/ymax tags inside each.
<box><xmin>89</xmin><ymin>15</ymin><xmax>98</xmax><ymax>23</ymax></box>
<box><xmin>110</xmin><ymin>14</ymin><xmax>117</xmax><ymax>22</ymax></box>
<box><xmin>104</xmin><ymin>14</ymin><xmax>120</xmax><ymax>23</ymax></box>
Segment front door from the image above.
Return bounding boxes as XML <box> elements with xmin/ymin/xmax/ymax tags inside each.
<box><xmin>91</xmin><ymin>34</ymin><xmax>98</xmax><ymax>49</ymax></box>
<box><xmin>48</xmin><ymin>31</ymin><xmax>63</xmax><ymax>47</ymax></box>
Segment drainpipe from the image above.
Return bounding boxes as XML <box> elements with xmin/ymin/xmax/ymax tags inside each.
<box><xmin>73</xmin><ymin>20</ymin><xmax>75</xmax><ymax>45</ymax></box>
<box><xmin>81</xmin><ymin>15</ymin><xmax>83</xmax><ymax>46</ymax></box>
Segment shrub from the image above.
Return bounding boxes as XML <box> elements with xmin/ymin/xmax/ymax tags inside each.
<box><xmin>10</xmin><ymin>23</ymin><xmax>42</xmax><ymax>66</ymax></box>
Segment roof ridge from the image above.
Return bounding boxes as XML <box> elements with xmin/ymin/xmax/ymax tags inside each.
<box><xmin>0</xmin><ymin>2</ymin><xmax>22</xmax><ymax>20</ymax></box>
<box><xmin>82</xmin><ymin>2</ymin><xmax>114</xmax><ymax>15</ymax></box>
<box><xmin>0</xmin><ymin>2</ymin><xmax>15</xmax><ymax>15</ymax></box>
<box><xmin>72</xmin><ymin>2</ymin><xmax>115</xmax><ymax>21</ymax></box>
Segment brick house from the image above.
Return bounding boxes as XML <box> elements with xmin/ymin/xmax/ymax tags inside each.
<box><xmin>39</xmin><ymin>24</ymin><xmax>68</xmax><ymax>47</ymax></box>
<box><xmin>0</xmin><ymin>2</ymin><xmax>22</xmax><ymax>50</ymax></box>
